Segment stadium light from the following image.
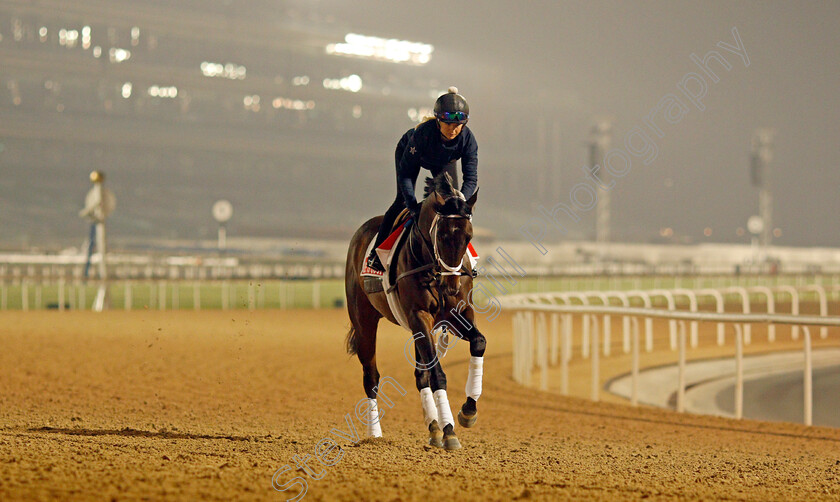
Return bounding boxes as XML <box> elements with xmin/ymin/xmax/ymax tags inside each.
<box><xmin>201</xmin><ymin>61</ymin><xmax>246</xmax><ymax>80</ymax></box>
<box><xmin>326</xmin><ymin>33</ymin><xmax>433</xmax><ymax>65</ymax></box>
<box><xmin>322</xmin><ymin>74</ymin><xmax>362</xmax><ymax>93</ymax></box>
<box><xmin>148</xmin><ymin>85</ymin><xmax>178</xmax><ymax>98</ymax></box>
<box><xmin>109</xmin><ymin>47</ymin><xmax>131</xmax><ymax>63</ymax></box>
<box><xmin>272</xmin><ymin>97</ymin><xmax>315</xmax><ymax>110</ymax></box>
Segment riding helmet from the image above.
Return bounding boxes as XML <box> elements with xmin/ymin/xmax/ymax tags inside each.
<box><xmin>434</xmin><ymin>86</ymin><xmax>469</xmax><ymax>124</ymax></box>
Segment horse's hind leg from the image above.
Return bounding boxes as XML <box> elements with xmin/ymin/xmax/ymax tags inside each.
<box><xmin>345</xmin><ymin>219</ymin><xmax>387</xmax><ymax>437</ymax></box>
<box><xmin>354</xmin><ymin>314</ymin><xmax>384</xmax><ymax>437</ymax></box>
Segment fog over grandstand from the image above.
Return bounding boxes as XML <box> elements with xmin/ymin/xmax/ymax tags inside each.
<box><xmin>0</xmin><ymin>0</ymin><xmax>838</xmax><ymax>249</ymax></box>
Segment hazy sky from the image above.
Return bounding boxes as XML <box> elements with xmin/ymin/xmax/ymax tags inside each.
<box><xmin>318</xmin><ymin>0</ymin><xmax>840</xmax><ymax>246</ymax></box>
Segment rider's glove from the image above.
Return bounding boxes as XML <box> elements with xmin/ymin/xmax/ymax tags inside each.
<box><xmin>408</xmin><ymin>201</ymin><xmax>421</xmax><ymax>222</ymax></box>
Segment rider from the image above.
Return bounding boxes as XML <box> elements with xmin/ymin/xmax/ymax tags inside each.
<box><xmin>366</xmin><ymin>86</ymin><xmax>478</xmax><ymax>273</ymax></box>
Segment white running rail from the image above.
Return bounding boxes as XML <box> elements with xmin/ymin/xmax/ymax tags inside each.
<box><xmin>505</xmin><ymin>290</ymin><xmax>840</xmax><ymax>427</ymax></box>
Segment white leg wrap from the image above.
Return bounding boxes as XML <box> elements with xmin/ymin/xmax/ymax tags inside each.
<box><xmin>433</xmin><ymin>389</ymin><xmax>455</xmax><ymax>430</ymax></box>
<box><xmin>419</xmin><ymin>387</ymin><xmax>437</xmax><ymax>428</ymax></box>
<box><xmin>366</xmin><ymin>399</ymin><xmax>382</xmax><ymax>437</ymax></box>
<box><xmin>465</xmin><ymin>356</ymin><xmax>484</xmax><ymax>401</ymax></box>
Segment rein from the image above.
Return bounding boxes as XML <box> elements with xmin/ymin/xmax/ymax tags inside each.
<box><xmin>384</xmin><ymin>206</ymin><xmax>471</xmax><ymax>294</ymax></box>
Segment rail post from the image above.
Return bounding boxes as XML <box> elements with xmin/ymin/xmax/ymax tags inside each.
<box><xmin>630</xmin><ymin>316</ymin><xmax>640</xmax><ymax>406</ymax></box>
<box><xmin>590</xmin><ymin>316</ymin><xmax>600</xmax><ymax>402</ymax></box>
<box><xmin>677</xmin><ymin>320</ymin><xmax>687</xmax><ymax>412</ymax></box>
<box><xmin>734</xmin><ymin>324</ymin><xmax>744</xmax><ymax>420</ymax></box>
<box><xmin>803</xmin><ymin>326</ymin><xmax>813</xmax><ymax>426</ymax></box>
<box><xmin>537</xmin><ymin>313</ymin><xmax>548</xmax><ymax>391</ymax></box>
<box><xmin>560</xmin><ymin>314</ymin><xmax>570</xmax><ymax>396</ymax></box>
<box><xmin>802</xmin><ymin>285</ymin><xmax>828</xmax><ymax>339</ymax></box>
<box><xmin>775</xmin><ymin>285</ymin><xmax>799</xmax><ymax>340</ymax></box>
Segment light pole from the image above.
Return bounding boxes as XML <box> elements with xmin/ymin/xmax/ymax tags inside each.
<box><xmin>589</xmin><ymin>118</ymin><xmax>613</xmax><ymax>245</ymax></box>
<box><xmin>750</xmin><ymin>128</ymin><xmax>775</xmax><ymax>258</ymax></box>
<box><xmin>212</xmin><ymin>200</ymin><xmax>233</xmax><ymax>250</ymax></box>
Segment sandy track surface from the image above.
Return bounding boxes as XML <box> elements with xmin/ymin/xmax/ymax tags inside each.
<box><xmin>1</xmin><ymin>309</ymin><xmax>839</xmax><ymax>501</ymax></box>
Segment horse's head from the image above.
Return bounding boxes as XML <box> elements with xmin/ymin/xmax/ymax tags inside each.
<box><xmin>420</xmin><ymin>172</ymin><xmax>478</xmax><ymax>296</ymax></box>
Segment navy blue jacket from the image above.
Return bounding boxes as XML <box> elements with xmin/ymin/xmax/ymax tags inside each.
<box><xmin>396</xmin><ymin>119</ymin><xmax>478</xmax><ymax>209</ymax></box>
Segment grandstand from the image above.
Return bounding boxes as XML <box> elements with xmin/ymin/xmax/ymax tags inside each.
<box><xmin>0</xmin><ymin>0</ymin><xmax>477</xmax><ymax>247</ymax></box>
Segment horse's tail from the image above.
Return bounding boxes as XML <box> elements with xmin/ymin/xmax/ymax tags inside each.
<box><xmin>345</xmin><ymin>324</ymin><xmax>360</xmax><ymax>356</ymax></box>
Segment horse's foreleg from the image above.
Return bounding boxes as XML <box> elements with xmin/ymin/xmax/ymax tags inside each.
<box><xmin>408</xmin><ymin>311</ymin><xmax>460</xmax><ymax>450</ymax></box>
<box><xmin>413</xmin><ymin>347</ymin><xmax>442</xmax><ymax>447</ymax></box>
<box><xmin>444</xmin><ymin>297</ymin><xmax>485</xmax><ymax>428</ymax></box>
<box><xmin>458</xmin><ymin>326</ymin><xmax>486</xmax><ymax>428</ymax></box>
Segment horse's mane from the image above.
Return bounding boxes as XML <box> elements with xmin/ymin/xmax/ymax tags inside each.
<box><xmin>423</xmin><ymin>172</ymin><xmax>470</xmax><ymax>216</ymax></box>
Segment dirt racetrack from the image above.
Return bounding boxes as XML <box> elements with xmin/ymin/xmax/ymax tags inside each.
<box><xmin>1</xmin><ymin>309</ymin><xmax>839</xmax><ymax>501</ymax></box>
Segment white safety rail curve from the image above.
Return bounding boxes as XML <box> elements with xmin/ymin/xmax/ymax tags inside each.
<box><xmin>504</xmin><ymin>285</ymin><xmax>840</xmax><ymax>426</ymax></box>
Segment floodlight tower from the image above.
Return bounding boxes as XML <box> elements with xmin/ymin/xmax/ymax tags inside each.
<box><xmin>589</xmin><ymin>119</ymin><xmax>613</xmax><ymax>244</ymax></box>
<box><xmin>750</xmin><ymin>128</ymin><xmax>775</xmax><ymax>255</ymax></box>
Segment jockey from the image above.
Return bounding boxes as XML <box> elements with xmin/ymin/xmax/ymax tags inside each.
<box><xmin>366</xmin><ymin>86</ymin><xmax>478</xmax><ymax>273</ymax></box>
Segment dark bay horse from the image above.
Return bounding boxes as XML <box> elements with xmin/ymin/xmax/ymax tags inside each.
<box><xmin>344</xmin><ymin>172</ymin><xmax>485</xmax><ymax>450</ymax></box>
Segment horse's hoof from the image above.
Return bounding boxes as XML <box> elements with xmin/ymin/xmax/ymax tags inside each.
<box><xmin>457</xmin><ymin>409</ymin><xmax>477</xmax><ymax>428</ymax></box>
<box><xmin>443</xmin><ymin>433</ymin><xmax>461</xmax><ymax>450</ymax></box>
<box><xmin>428</xmin><ymin>420</ymin><xmax>444</xmax><ymax>448</ymax></box>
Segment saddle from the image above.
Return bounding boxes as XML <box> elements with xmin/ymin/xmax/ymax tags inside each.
<box><xmin>360</xmin><ymin>209</ymin><xmax>410</xmax><ymax>279</ymax></box>
<box><xmin>361</xmin><ymin>214</ymin><xmax>411</xmax><ymax>288</ymax></box>
<box><xmin>361</xmin><ymin>209</ymin><xmax>480</xmax><ymax>292</ymax></box>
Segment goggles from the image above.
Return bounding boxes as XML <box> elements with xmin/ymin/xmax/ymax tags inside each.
<box><xmin>436</xmin><ymin>111</ymin><xmax>468</xmax><ymax>123</ymax></box>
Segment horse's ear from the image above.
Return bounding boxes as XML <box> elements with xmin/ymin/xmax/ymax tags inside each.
<box><xmin>467</xmin><ymin>188</ymin><xmax>478</xmax><ymax>210</ymax></box>
<box><xmin>433</xmin><ymin>190</ymin><xmax>447</xmax><ymax>208</ymax></box>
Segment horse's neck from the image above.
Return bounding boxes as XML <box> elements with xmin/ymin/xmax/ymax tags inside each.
<box><xmin>402</xmin><ymin>222</ymin><xmax>432</xmax><ymax>269</ymax></box>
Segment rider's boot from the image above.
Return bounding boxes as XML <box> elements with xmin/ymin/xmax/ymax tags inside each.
<box><xmin>365</xmin><ymin>248</ymin><xmax>385</xmax><ymax>274</ymax></box>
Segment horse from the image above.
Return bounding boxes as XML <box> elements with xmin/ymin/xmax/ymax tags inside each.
<box><xmin>344</xmin><ymin>171</ymin><xmax>485</xmax><ymax>450</ymax></box>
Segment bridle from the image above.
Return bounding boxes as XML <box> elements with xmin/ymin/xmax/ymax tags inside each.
<box><xmin>429</xmin><ymin>212</ymin><xmax>472</xmax><ymax>276</ymax></box>
<box><xmin>386</xmin><ymin>195</ymin><xmax>473</xmax><ymax>295</ymax></box>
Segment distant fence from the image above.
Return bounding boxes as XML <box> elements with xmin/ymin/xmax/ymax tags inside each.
<box><xmin>0</xmin><ymin>279</ymin><xmax>346</xmax><ymax>311</ymax></box>
<box><xmin>1</xmin><ymin>264</ymin><xmax>838</xmax><ymax>311</ymax></box>
<box><xmin>0</xmin><ymin>260</ymin><xmax>345</xmax><ymax>282</ymax></box>
<box><xmin>504</xmin><ymin>285</ymin><xmax>840</xmax><ymax>426</ymax></box>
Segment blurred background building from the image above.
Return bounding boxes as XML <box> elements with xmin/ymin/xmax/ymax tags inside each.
<box><xmin>1</xmin><ymin>0</ymin><xmax>838</xmax><ymax>253</ymax></box>
<box><xmin>0</xmin><ymin>0</ymin><xmax>492</xmax><ymax>247</ymax></box>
